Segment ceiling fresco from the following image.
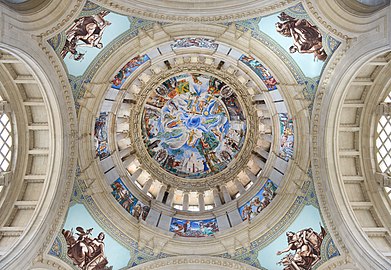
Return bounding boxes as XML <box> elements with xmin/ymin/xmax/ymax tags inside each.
<box><xmin>142</xmin><ymin>73</ymin><xmax>247</xmax><ymax>179</ymax></box>
<box><xmin>45</xmin><ymin>0</ymin><xmax>344</xmax><ymax>269</ymax></box>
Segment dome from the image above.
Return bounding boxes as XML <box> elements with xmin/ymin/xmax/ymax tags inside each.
<box><xmin>0</xmin><ymin>1</ymin><xmax>390</xmax><ymax>270</ymax></box>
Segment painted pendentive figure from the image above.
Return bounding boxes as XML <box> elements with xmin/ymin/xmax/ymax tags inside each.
<box><xmin>62</xmin><ymin>227</ymin><xmax>112</xmax><ymax>270</ymax></box>
<box><xmin>276</xmin><ymin>226</ymin><xmax>326</xmax><ymax>270</ymax></box>
<box><xmin>275</xmin><ymin>12</ymin><xmax>327</xmax><ymax>61</ymax></box>
<box><xmin>61</xmin><ymin>11</ymin><xmax>111</xmax><ymax>61</ymax></box>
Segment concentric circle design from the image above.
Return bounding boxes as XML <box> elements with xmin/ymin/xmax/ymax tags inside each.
<box><xmin>141</xmin><ymin>73</ymin><xmax>247</xmax><ymax>179</ymax></box>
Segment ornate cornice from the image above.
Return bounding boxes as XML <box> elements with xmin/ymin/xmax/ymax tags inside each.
<box><xmin>310</xmin><ymin>40</ymin><xmax>350</xmax><ymax>255</ymax></box>
<box><xmin>93</xmin><ymin>0</ymin><xmax>298</xmax><ymax>24</ymax></box>
<box><xmin>34</xmin><ymin>34</ymin><xmax>79</xmax><ymax>257</ymax></box>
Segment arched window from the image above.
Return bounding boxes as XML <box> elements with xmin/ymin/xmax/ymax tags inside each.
<box><xmin>376</xmin><ymin>92</ymin><xmax>391</xmax><ymax>197</ymax></box>
<box><xmin>0</xmin><ymin>98</ymin><xmax>12</xmax><ymax>192</ymax></box>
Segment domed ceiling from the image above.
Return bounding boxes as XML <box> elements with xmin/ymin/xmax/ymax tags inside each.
<box><xmin>37</xmin><ymin>0</ymin><xmax>343</xmax><ymax>269</ymax></box>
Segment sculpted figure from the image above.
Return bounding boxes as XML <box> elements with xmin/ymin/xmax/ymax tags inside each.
<box><xmin>276</xmin><ymin>12</ymin><xmax>327</xmax><ymax>61</ymax></box>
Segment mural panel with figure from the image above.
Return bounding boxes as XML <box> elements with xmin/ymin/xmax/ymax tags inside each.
<box><xmin>171</xmin><ymin>37</ymin><xmax>218</xmax><ymax>50</ymax></box>
<box><xmin>239</xmin><ymin>179</ymin><xmax>277</xmax><ymax>221</ymax></box>
<box><xmin>111</xmin><ymin>178</ymin><xmax>150</xmax><ymax>221</ymax></box>
<box><xmin>239</xmin><ymin>54</ymin><xmax>278</xmax><ymax>91</ymax></box>
<box><xmin>111</xmin><ymin>54</ymin><xmax>150</xmax><ymax>89</ymax></box>
<box><xmin>170</xmin><ymin>217</ymin><xmax>219</xmax><ymax>237</ymax></box>
<box><xmin>278</xmin><ymin>113</ymin><xmax>294</xmax><ymax>161</ymax></box>
<box><xmin>94</xmin><ymin>112</ymin><xmax>110</xmax><ymax>160</ymax></box>
<box><xmin>142</xmin><ymin>73</ymin><xmax>247</xmax><ymax>179</ymax></box>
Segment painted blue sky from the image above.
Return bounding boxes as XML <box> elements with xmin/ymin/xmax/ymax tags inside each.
<box><xmin>63</xmin><ymin>203</ymin><xmax>130</xmax><ymax>270</ymax></box>
<box><xmin>258</xmin><ymin>14</ymin><xmax>324</xmax><ymax>78</ymax></box>
<box><xmin>257</xmin><ymin>205</ymin><xmax>324</xmax><ymax>270</ymax></box>
<box><xmin>64</xmin><ymin>12</ymin><xmax>130</xmax><ymax>77</ymax></box>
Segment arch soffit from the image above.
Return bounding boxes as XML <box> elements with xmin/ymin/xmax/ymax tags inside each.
<box><xmin>311</xmin><ymin>13</ymin><xmax>391</xmax><ymax>269</ymax></box>
<box><xmin>0</xmin><ymin>26</ymin><xmax>77</xmax><ymax>269</ymax></box>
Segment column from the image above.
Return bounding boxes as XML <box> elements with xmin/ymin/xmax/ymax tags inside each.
<box><xmin>142</xmin><ymin>178</ymin><xmax>153</xmax><ymax>193</ymax></box>
<box><xmin>213</xmin><ymin>188</ymin><xmax>222</xmax><ymax>207</ymax></box>
<box><xmin>244</xmin><ymin>167</ymin><xmax>257</xmax><ymax>182</ymax></box>
<box><xmin>156</xmin><ymin>184</ymin><xmax>167</xmax><ymax>202</ymax></box>
<box><xmin>130</xmin><ymin>168</ymin><xmax>142</xmax><ymax>182</ymax></box>
<box><xmin>122</xmin><ymin>155</ymin><xmax>136</xmax><ymax>169</ymax></box>
<box><xmin>182</xmin><ymin>192</ymin><xmax>189</xmax><ymax>211</ymax></box>
<box><xmin>198</xmin><ymin>192</ymin><xmax>205</xmax><ymax>211</ymax></box>
<box><xmin>166</xmin><ymin>188</ymin><xmax>175</xmax><ymax>207</ymax></box>
<box><xmin>234</xmin><ymin>178</ymin><xmax>246</xmax><ymax>195</ymax></box>
<box><xmin>221</xmin><ymin>185</ymin><xmax>231</xmax><ymax>203</ymax></box>
<box><xmin>252</xmin><ymin>155</ymin><xmax>265</xmax><ymax>169</ymax></box>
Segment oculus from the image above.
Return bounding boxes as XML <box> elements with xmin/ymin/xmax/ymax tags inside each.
<box><xmin>141</xmin><ymin>73</ymin><xmax>247</xmax><ymax>179</ymax></box>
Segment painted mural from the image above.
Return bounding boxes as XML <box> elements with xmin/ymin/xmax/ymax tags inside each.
<box><xmin>142</xmin><ymin>73</ymin><xmax>247</xmax><ymax>179</ymax></box>
<box><xmin>111</xmin><ymin>178</ymin><xmax>150</xmax><ymax>221</ymax></box>
<box><xmin>94</xmin><ymin>112</ymin><xmax>110</xmax><ymax>160</ymax></box>
<box><xmin>276</xmin><ymin>226</ymin><xmax>326</xmax><ymax>270</ymax></box>
<box><xmin>62</xmin><ymin>204</ymin><xmax>130</xmax><ymax>270</ymax></box>
<box><xmin>257</xmin><ymin>205</ymin><xmax>332</xmax><ymax>270</ymax></box>
<box><xmin>50</xmin><ymin>2</ymin><xmax>132</xmax><ymax>77</ymax></box>
<box><xmin>239</xmin><ymin>179</ymin><xmax>277</xmax><ymax>221</ymax></box>
<box><xmin>278</xmin><ymin>113</ymin><xmax>294</xmax><ymax>161</ymax></box>
<box><xmin>111</xmin><ymin>54</ymin><xmax>150</xmax><ymax>89</ymax></box>
<box><xmin>170</xmin><ymin>217</ymin><xmax>219</xmax><ymax>237</ymax></box>
<box><xmin>275</xmin><ymin>12</ymin><xmax>327</xmax><ymax>62</ymax></box>
<box><xmin>255</xmin><ymin>3</ymin><xmax>338</xmax><ymax>78</ymax></box>
<box><xmin>239</xmin><ymin>55</ymin><xmax>278</xmax><ymax>91</ymax></box>
<box><xmin>62</xmin><ymin>226</ymin><xmax>112</xmax><ymax>270</ymax></box>
<box><xmin>61</xmin><ymin>10</ymin><xmax>112</xmax><ymax>62</ymax></box>
<box><xmin>171</xmin><ymin>37</ymin><xmax>218</xmax><ymax>50</ymax></box>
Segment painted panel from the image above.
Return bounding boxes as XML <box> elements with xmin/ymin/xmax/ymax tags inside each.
<box><xmin>239</xmin><ymin>54</ymin><xmax>278</xmax><ymax>91</ymax></box>
<box><xmin>94</xmin><ymin>112</ymin><xmax>110</xmax><ymax>160</ymax></box>
<box><xmin>171</xmin><ymin>37</ymin><xmax>218</xmax><ymax>50</ymax></box>
<box><xmin>169</xmin><ymin>217</ymin><xmax>219</xmax><ymax>237</ymax></box>
<box><xmin>278</xmin><ymin>113</ymin><xmax>294</xmax><ymax>161</ymax></box>
<box><xmin>111</xmin><ymin>54</ymin><xmax>150</xmax><ymax>89</ymax></box>
<box><xmin>111</xmin><ymin>178</ymin><xmax>150</xmax><ymax>221</ymax></box>
<box><xmin>239</xmin><ymin>179</ymin><xmax>278</xmax><ymax>221</ymax></box>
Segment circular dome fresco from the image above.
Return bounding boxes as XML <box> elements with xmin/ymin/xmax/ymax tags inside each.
<box><xmin>141</xmin><ymin>73</ymin><xmax>247</xmax><ymax>179</ymax></box>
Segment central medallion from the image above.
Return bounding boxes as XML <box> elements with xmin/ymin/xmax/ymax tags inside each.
<box><xmin>141</xmin><ymin>73</ymin><xmax>247</xmax><ymax>179</ymax></box>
